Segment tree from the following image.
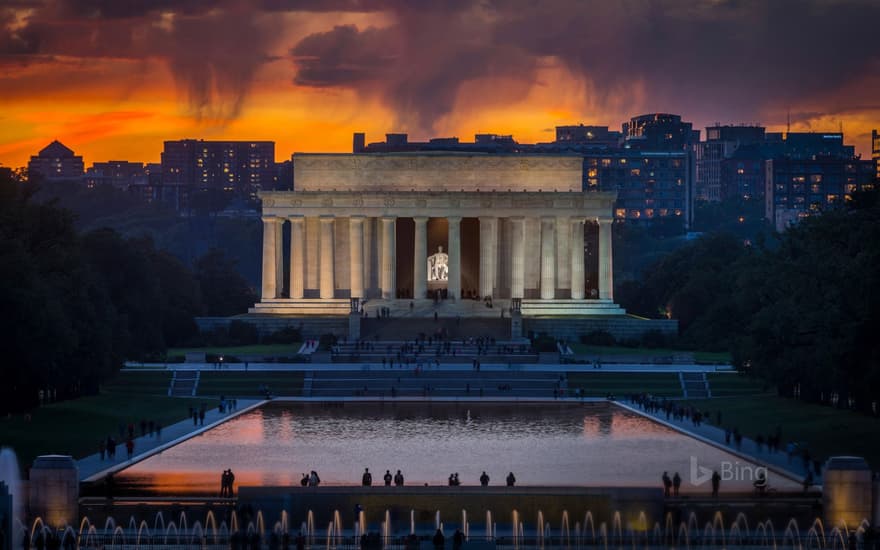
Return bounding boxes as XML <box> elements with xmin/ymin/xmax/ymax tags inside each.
<box><xmin>195</xmin><ymin>248</ymin><xmax>257</xmax><ymax>316</ymax></box>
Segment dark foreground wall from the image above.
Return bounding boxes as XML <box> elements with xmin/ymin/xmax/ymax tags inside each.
<box><xmin>237</xmin><ymin>486</ymin><xmax>663</xmax><ymax>532</ymax></box>
<box><xmin>525</xmin><ymin>317</ymin><xmax>678</xmax><ymax>341</ymax></box>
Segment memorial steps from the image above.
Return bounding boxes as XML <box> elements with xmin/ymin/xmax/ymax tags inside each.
<box><xmin>306</xmin><ymin>369</ymin><xmax>562</xmax><ymax>398</ymax></box>
<box><xmin>360</xmin><ymin>317</ymin><xmax>510</xmax><ymax>341</ymax></box>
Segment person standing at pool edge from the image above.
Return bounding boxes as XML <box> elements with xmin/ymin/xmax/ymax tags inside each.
<box><xmin>362</xmin><ymin>468</ymin><xmax>372</xmax><ymax>486</ymax></box>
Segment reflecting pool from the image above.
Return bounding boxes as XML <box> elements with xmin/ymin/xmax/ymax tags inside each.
<box><xmin>113</xmin><ymin>402</ymin><xmax>799</xmax><ymax>494</ymax></box>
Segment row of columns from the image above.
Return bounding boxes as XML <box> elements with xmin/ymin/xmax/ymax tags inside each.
<box><xmin>261</xmin><ymin>215</ymin><xmax>614</xmax><ymax>301</ymax></box>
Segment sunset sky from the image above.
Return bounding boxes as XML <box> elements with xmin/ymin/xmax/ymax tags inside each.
<box><xmin>1</xmin><ymin>0</ymin><xmax>878</xmax><ymax>168</ymax></box>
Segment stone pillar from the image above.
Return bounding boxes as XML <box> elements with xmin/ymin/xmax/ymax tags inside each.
<box><xmin>363</xmin><ymin>217</ymin><xmax>374</xmax><ymax>296</ymax></box>
<box><xmin>479</xmin><ymin>217</ymin><xmax>496</xmax><ymax>298</ymax></box>
<box><xmin>319</xmin><ymin>216</ymin><xmax>335</xmax><ymax>299</ymax></box>
<box><xmin>28</xmin><ymin>455</ymin><xmax>78</xmax><ymax>528</ymax></box>
<box><xmin>413</xmin><ymin>217</ymin><xmax>428</xmax><ymax>299</ymax></box>
<box><xmin>261</xmin><ymin>216</ymin><xmax>281</xmax><ymax>299</ymax></box>
<box><xmin>447</xmin><ymin>216</ymin><xmax>462</xmax><ymax>300</ymax></box>
<box><xmin>349</xmin><ymin>216</ymin><xmax>365</xmax><ymax>299</ymax></box>
<box><xmin>556</xmin><ymin>214</ymin><xmax>571</xmax><ymax>290</ymax></box>
<box><xmin>570</xmin><ymin>218</ymin><xmax>585</xmax><ymax>300</ymax></box>
<box><xmin>510</xmin><ymin>217</ymin><xmax>525</xmax><ymax>299</ymax></box>
<box><xmin>540</xmin><ymin>216</ymin><xmax>556</xmax><ymax>300</ymax></box>
<box><xmin>598</xmin><ymin>218</ymin><xmax>614</xmax><ymax>301</ymax></box>
<box><xmin>288</xmin><ymin>216</ymin><xmax>305</xmax><ymax>299</ymax></box>
<box><xmin>381</xmin><ymin>216</ymin><xmax>396</xmax><ymax>299</ymax></box>
<box><xmin>823</xmin><ymin>456</ymin><xmax>873</xmax><ymax>528</ymax></box>
<box><xmin>275</xmin><ymin>219</ymin><xmax>283</xmax><ymax>295</ymax></box>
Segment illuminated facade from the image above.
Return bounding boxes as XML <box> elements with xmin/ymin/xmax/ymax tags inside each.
<box><xmin>252</xmin><ymin>153</ymin><xmax>625</xmax><ymax>317</ymax></box>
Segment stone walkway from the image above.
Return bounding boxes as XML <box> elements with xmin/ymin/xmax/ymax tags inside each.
<box><xmin>77</xmin><ymin>398</ymin><xmax>265</xmax><ymax>482</ymax></box>
<box><xmin>615</xmin><ymin>400</ymin><xmax>819</xmax><ymax>487</ymax></box>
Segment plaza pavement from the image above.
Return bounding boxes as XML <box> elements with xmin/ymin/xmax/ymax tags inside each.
<box><xmin>77</xmin><ymin>398</ymin><xmax>266</xmax><ymax>482</ymax></box>
<box><xmin>126</xmin><ymin>361</ymin><xmax>732</xmax><ymax>373</ymax></box>
<box><xmin>615</xmin><ymin>399</ymin><xmax>819</xmax><ymax>488</ymax></box>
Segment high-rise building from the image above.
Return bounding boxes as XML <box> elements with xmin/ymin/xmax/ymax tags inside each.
<box><xmin>27</xmin><ymin>140</ymin><xmax>84</xmax><ymax>182</ymax></box>
<box><xmin>84</xmin><ymin>160</ymin><xmax>145</xmax><ymax>189</ymax></box>
<box><xmin>555</xmin><ymin>125</ymin><xmax>621</xmax><ymax>148</ymax></box>
<box><xmin>161</xmin><ymin>139</ymin><xmax>275</xmax><ymax>199</ymax></box>
<box><xmin>696</xmin><ymin>125</ymin><xmax>766</xmax><ymax>201</ymax></box>
<box><xmin>584</xmin><ymin>150</ymin><xmax>692</xmax><ymax>228</ymax></box>
<box><xmin>765</xmin><ymin>156</ymin><xmax>874</xmax><ymax>232</ymax></box>
<box><xmin>872</xmin><ymin>129</ymin><xmax>879</xmax><ymax>180</ymax></box>
<box><xmin>622</xmin><ymin>114</ymin><xmax>700</xmax><ymax>151</ymax></box>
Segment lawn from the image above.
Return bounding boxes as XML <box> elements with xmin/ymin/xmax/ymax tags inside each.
<box><xmin>568</xmin><ymin>344</ymin><xmax>731</xmax><ymax>363</ymax></box>
<box><xmin>0</xmin><ymin>391</ymin><xmax>198</xmax><ymax>474</ymax></box>
<box><xmin>166</xmin><ymin>343</ymin><xmax>302</xmax><ymax>358</ymax></box>
<box><xmin>684</xmin><ymin>395</ymin><xmax>880</xmax><ymax>468</ymax></box>
<box><xmin>567</xmin><ymin>372</ymin><xmax>682</xmax><ymax>397</ymax></box>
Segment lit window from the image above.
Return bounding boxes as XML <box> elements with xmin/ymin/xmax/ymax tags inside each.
<box><xmin>630</xmin><ymin>168</ymin><xmax>641</xmax><ymax>176</ymax></box>
<box><xmin>601</xmin><ymin>159</ymin><xmax>611</xmax><ymax>167</ymax></box>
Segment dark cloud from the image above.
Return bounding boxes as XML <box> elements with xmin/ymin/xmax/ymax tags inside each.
<box><xmin>0</xmin><ymin>0</ymin><xmax>278</xmax><ymax>120</ymax></box>
<box><xmin>289</xmin><ymin>0</ymin><xmax>880</xmax><ymax>131</ymax></box>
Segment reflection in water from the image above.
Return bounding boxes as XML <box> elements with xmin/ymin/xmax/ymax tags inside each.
<box><xmin>113</xmin><ymin>403</ymin><xmax>798</xmax><ymax>495</ymax></box>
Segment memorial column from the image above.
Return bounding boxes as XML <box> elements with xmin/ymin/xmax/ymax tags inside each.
<box><xmin>510</xmin><ymin>217</ymin><xmax>525</xmax><ymax>299</ymax></box>
<box><xmin>598</xmin><ymin>218</ymin><xmax>614</xmax><ymax>301</ymax></box>
<box><xmin>447</xmin><ymin>216</ymin><xmax>462</xmax><ymax>300</ymax></box>
<box><xmin>288</xmin><ymin>215</ymin><xmax>305</xmax><ymax>299</ymax></box>
<box><xmin>413</xmin><ymin>216</ymin><xmax>428</xmax><ymax>299</ymax></box>
<box><xmin>540</xmin><ymin>216</ymin><xmax>556</xmax><ymax>300</ymax></box>
<box><xmin>319</xmin><ymin>216</ymin><xmax>335</xmax><ymax>299</ymax></box>
<box><xmin>479</xmin><ymin>217</ymin><xmax>496</xmax><ymax>298</ymax></box>
<box><xmin>570</xmin><ymin>218</ymin><xmax>585</xmax><ymax>300</ymax></box>
<box><xmin>260</xmin><ymin>216</ymin><xmax>281</xmax><ymax>299</ymax></box>
<box><xmin>349</xmin><ymin>216</ymin><xmax>365</xmax><ymax>299</ymax></box>
<box><xmin>380</xmin><ymin>216</ymin><xmax>396</xmax><ymax>299</ymax></box>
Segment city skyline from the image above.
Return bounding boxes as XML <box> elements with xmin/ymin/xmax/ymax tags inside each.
<box><xmin>2</xmin><ymin>0</ymin><xmax>879</xmax><ymax>167</ymax></box>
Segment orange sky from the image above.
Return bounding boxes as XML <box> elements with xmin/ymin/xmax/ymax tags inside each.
<box><xmin>1</xmin><ymin>2</ymin><xmax>877</xmax><ymax>168</ymax></box>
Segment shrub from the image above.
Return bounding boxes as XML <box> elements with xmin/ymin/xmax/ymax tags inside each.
<box><xmin>262</xmin><ymin>326</ymin><xmax>302</xmax><ymax>344</ymax></box>
<box><xmin>318</xmin><ymin>333</ymin><xmax>338</xmax><ymax>351</ymax></box>
<box><xmin>640</xmin><ymin>329</ymin><xmax>668</xmax><ymax>348</ymax></box>
<box><xmin>580</xmin><ymin>330</ymin><xmax>616</xmax><ymax>346</ymax></box>
<box><xmin>228</xmin><ymin>321</ymin><xmax>259</xmax><ymax>346</ymax></box>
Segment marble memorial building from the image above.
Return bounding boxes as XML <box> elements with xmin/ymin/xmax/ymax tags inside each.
<box><xmin>251</xmin><ymin>153</ymin><xmax>625</xmax><ymax>317</ymax></box>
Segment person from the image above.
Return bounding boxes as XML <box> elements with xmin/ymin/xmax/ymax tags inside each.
<box><xmin>448</xmin><ymin>474</ymin><xmax>455</xmax><ymax>486</ymax></box>
<box><xmin>672</xmin><ymin>472</ymin><xmax>681</xmax><ymax>497</ymax></box>
<box><xmin>433</xmin><ymin>529</ymin><xmax>445</xmax><ymax>550</ymax></box>
<box><xmin>753</xmin><ymin>471</ymin><xmax>768</xmax><ymax>495</ymax></box>
<box><xmin>220</xmin><ymin>470</ymin><xmax>228</xmax><ymax>497</ymax></box>
<box><xmin>362</xmin><ymin>468</ymin><xmax>372</xmax><ymax>487</ymax></box>
<box><xmin>711</xmin><ymin>471</ymin><xmax>721</xmax><ymax>498</ymax></box>
<box><xmin>125</xmin><ymin>438</ymin><xmax>134</xmax><ymax>459</ymax></box>
<box><xmin>394</xmin><ymin>470</ymin><xmax>404</xmax><ymax>486</ymax></box>
<box><xmin>300</xmin><ymin>473</ymin><xmax>309</xmax><ymax>487</ymax></box>
<box><xmin>227</xmin><ymin>469</ymin><xmax>235</xmax><ymax>496</ymax></box>
<box><xmin>480</xmin><ymin>471</ymin><xmax>490</xmax><ymax>486</ymax></box>
<box><xmin>453</xmin><ymin>529</ymin><xmax>464</xmax><ymax>550</ymax></box>
<box><xmin>453</xmin><ymin>473</ymin><xmax>460</xmax><ymax>486</ymax></box>
<box><xmin>662</xmin><ymin>472</ymin><xmax>672</xmax><ymax>498</ymax></box>
<box><xmin>803</xmin><ymin>470</ymin><xmax>814</xmax><ymax>493</ymax></box>
<box><xmin>309</xmin><ymin>470</ymin><xmax>320</xmax><ymax>487</ymax></box>
<box><xmin>384</xmin><ymin>470</ymin><xmax>393</xmax><ymax>486</ymax></box>
<box><xmin>506</xmin><ymin>472</ymin><xmax>516</xmax><ymax>487</ymax></box>
<box><xmin>99</xmin><ymin>439</ymin><xmax>106</xmax><ymax>460</ymax></box>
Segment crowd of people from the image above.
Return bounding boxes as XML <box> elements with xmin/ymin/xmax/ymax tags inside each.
<box><xmin>98</xmin><ymin>419</ymin><xmax>165</xmax><ymax>462</ymax></box>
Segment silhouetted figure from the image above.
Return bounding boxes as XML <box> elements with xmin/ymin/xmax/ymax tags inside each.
<box><xmin>453</xmin><ymin>529</ymin><xmax>464</xmax><ymax>550</ymax></box>
<box><xmin>672</xmin><ymin>472</ymin><xmax>681</xmax><ymax>497</ymax></box>
<box><xmin>662</xmin><ymin>472</ymin><xmax>672</xmax><ymax>497</ymax></box>
<box><xmin>384</xmin><ymin>470</ymin><xmax>392</xmax><ymax>486</ymax></box>
<box><xmin>362</xmin><ymin>468</ymin><xmax>372</xmax><ymax>486</ymax></box>
<box><xmin>506</xmin><ymin>472</ymin><xmax>516</xmax><ymax>486</ymax></box>
<box><xmin>480</xmin><ymin>471</ymin><xmax>490</xmax><ymax>486</ymax></box>
<box><xmin>394</xmin><ymin>470</ymin><xmax>404</xmax><ymax>486</ymax></box>
<box><xmin>300</xmin><ymin>473</ymin><xmax>309</xmax><ymax>487</ymax></box>
<box><xmin>711</xmin><ymin>471</ymin><xmax>721</xmax><ymax>498</ymax></box>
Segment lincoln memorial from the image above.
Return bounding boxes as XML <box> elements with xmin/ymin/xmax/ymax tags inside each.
<box><xmin>251</xmin><ymin>153</ymin><xmax>625</xmax><ymax>318</ymax></box>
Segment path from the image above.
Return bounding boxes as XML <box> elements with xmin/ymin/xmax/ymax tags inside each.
<box><xmin>616</xmin><ymin>400</ymin><xmax>818</xmax><ymax>487</ymax></box>
<box><xmin>78</xmin><ymin>398</ymin><xmax>265</xmax><ymax>482</ymax></box>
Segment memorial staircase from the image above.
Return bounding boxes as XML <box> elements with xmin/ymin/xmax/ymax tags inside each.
<box><xmin>360</xmin><ymin>317</ymin><xmax>509</xmax><ymax>341</ymax></box>
<box><xmin>331</xmin><ymin>337</ymin><xmax>535</xmax><ymax>364</ymax></box>
<box><xmin>307</xmin><ymin>368</ymin><xmax>563</xmax><ymax>399</ymax></box>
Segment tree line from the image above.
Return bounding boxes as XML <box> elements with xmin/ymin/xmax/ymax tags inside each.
<box><xmin>0</xmin><ymin>174</ymin><xmax>256</xmax><ymax>412</ymax></box>
<box><xmin>618</xmin><ymin>192</ymin><xmax>880</xmax><ymax>414</ymax></box>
